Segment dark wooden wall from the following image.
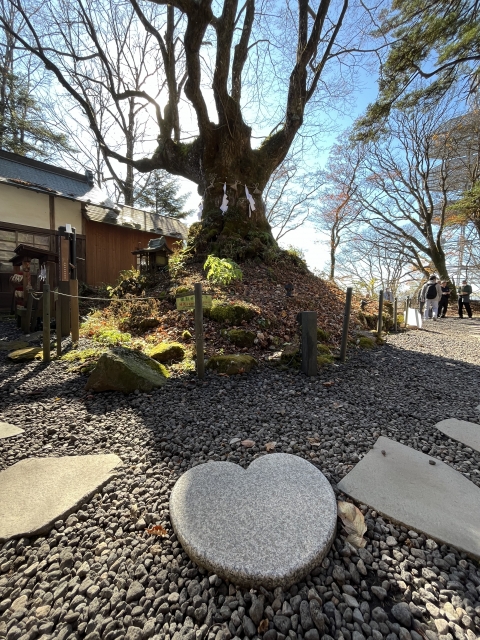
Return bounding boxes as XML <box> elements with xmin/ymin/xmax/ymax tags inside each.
<box><xmin>85</xmin><ymin>220</ymin><xmax>161</xmax><ymax>286</ymax></box>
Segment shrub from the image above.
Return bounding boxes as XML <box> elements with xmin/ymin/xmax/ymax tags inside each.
<box><xmin>106</xmin><ymin>269</ymin><xmax>153</xmax><ymax>298</ymax></box>
<box><xmin>169</xmin><ymin>247</ymin><xmax>189</xmax><ymax>279</ymax></box>
<box><xmin>204</xmin><ymin>255</ymin><xmax>243</xmax><ymax>285</ymax></box>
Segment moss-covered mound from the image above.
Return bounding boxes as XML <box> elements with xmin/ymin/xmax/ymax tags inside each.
<box><xmin>206</xmin><ymin>300</ymin><xmax>256</xmax><ymax>324</ymax></box>
<box><xmin>148</xmin><ymin>342</ymin><xmax>185</xmax><ymax>364</ymax></box>
<box><xmin>358</xmin><ymin>336</ymin><xmax>376</xmax><ymax>349</ymax></box>
<box><xmin>317</xmin><ymin>354</ymin><xmax>334</xmax><ymax>367</ymax></box>
<box><xmin>206</xmin><ymin>354</ymin><xmax>258</xmax><ymax>375</ymax></box>
<box><xmin>226</xmin><ymin>329</ymin><xmax>256</xmax><ymax>348</ymax></box>
<box><xmin>85</xmin><ymin>348</ymin><xmax>168</xmax><ymax>393</ymax></box>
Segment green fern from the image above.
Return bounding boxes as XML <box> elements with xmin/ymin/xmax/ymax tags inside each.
<box><xmin>204</xmin><ymin>256</ymin><xmax>243</xmax><ymax>285</ymax></box>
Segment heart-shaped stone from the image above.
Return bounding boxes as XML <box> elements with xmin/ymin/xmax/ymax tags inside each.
<box><xmin>170</xmin><ymin>453</ymin><xmax>336</xmax><ymax>588</ymax></box>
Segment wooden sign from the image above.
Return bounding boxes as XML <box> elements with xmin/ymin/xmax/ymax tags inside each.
<box><xmin>176</xmin><ymin>294</ymin><xmax>212</xmax><ymax>310</ymax></box>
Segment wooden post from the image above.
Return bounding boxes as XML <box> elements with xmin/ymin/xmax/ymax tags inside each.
<box><xmin>404</xmin><ymin>296</ymin><xmax>410</xmax><ymax>328</ymax></box>
<box><xmin>56</xmin><ymin>293</ymin><xmax>62</xmax><ymax>357</ymax></box>
<box><xmin>340</xmin><ymin>287</ymin><xmax>353</xmax><ymax>363</ymax></box>
<box><xmin>301</xmin><ymin>311</ymin><xmax>317</xmax><ymax>376</ymax></box>
<box><xmin>70</xmin><ymin>279</ymin><xmax>79</xmax><ymax>343</ymax></box>
<box><xmin>394</xmin><ymin>297</ymin><xmax>398</xmax><ymax>332</ymax></box>
<box><xmin>43</xmin><ymin>284</ymin><xmax>51</xmax><ymax>362</ymax></box>
<box><xmin>58</xmin><ymin>281</ymin><xmax>70</xmax><ymax>338</ymax></box>
<box><xmin>24</xmin><ymin>291</ymin><xmax>33</xmax><ymax>333</ymax></box>
<box><xmin>377</xmin><ymin>290</ymin><xmax>384</xmax><ymax>338</ymax></box>
<box><xmin>194</xmin><ymin>283</ymin><xmax>205</xmax><ymax>379</ymax></box>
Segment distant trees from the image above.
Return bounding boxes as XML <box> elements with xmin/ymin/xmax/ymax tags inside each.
<box><xmin>0</xmin><ymin>1</ymin><xmax>70</xmax><ymax>159</ymax></box>
<box><xmin>134</xmin><ymin>169</ymin><xmax>191</xmax><ymax>219</ymax></box>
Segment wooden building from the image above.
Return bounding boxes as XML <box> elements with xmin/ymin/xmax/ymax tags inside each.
<box><xmin>0</xmin><ymin>150</ymin><xmax>187</xmax><ymax>311</ymax></box>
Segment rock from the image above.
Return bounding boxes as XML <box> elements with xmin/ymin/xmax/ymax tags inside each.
<box><xmin>300</xmin><ymin>600</ymin><xmax>314</xmax><ymax>631</ymax></box>
<box><xmin>249</xmin><ymin>596</ymin><xmax>264</xmax><ymax>626</ymax></box>
<box><xmin>206</xmin><ymin>301</ymin><xmax>256</xmax><ymax>324</ymax></box>
<box><xmin>371</xmin><ymin>586</ymin><xmax>388</xmax><ymax>601</ymax></box>
<box><xmin>7</xmin><ymin>347</ymin><xmax>42</xmax><ymax>362</ymax></box>
<box><xmin>125</xmin><ymin>627</ymin><xmax>143</xmax><ymax>640</ymax></box>
<box><xmin>169</xmin><ymin>453</ymin><xmax>336</xmax><ymax>588</ymax></box>
<box><xmin>273</xmin><ymin>615</ymin><xmax>292</xmax><ymax>635</ymax></box>
<box><xmin>0</xmin><ymin>422</ymin><xmax>24</xmax><ymax>440</ymax></box>
<box><xmin>226</xmin><ymin>329</ymin><xmax>256</xmax><ymax>348</ymax></box>
<box><xmin>309</xmin><ymin>601</ymin><xmax>324</xmax><ymax>633</ymax></box>
<box><xmin>305</xmin><ymin>630</ymin><xmax>320</xmax><ymax>640</ymax></box>
<box><xmin>343</xmin><ymin>594</ymin><xmax>360</xmax><ymax>608</ymax></box>
<box><xmin>392</xmin><ymin>603</ymin><xmax>413</xmax><ymax>628</ymax></box>
<box><xmin>148</xmin><ymin>342</ymin><xmax>185</xmax><ymax>364</ymax></box>
<box><xmin>126</xmin><ymin>581</ymin><xmax>145</xmax><ymax>603</ymax></box>
<box><xmin>85</xmin><ymin>348</ymin><xmax>168</xmax><ymax>393</ymax></box>
<box><xmin>0</xmin><ymin>454</ymin><xmax>121</xmax><ymax>540</ymax></box>
<box><xmin>386</xmin><ymin>536</ymin><xmax>397</xmax><ymax>546</ymax></box>
<box><xmin>242</xmin><ymin>616</ymin><xmax>257</xmax><ymax>638</ymax></box>
<box><xmin>0</xmin><ymin>340</ymin><xmax>29</xmax><ymax>351</ymax></box>
<box><xmin>206</xmin><ymin>355</ymin><xmax>258</xmax><ymax>375</ymax></box>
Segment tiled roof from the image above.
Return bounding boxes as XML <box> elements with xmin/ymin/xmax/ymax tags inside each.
<box><xmin>84</xmin><ymin>203</ymin><xmax>188</xmax><ymax>240</ymax></box>
<box><xmin>0</xmin><ymin>150</ymin><xmax>114</xmax><ymax>207</ymax></box>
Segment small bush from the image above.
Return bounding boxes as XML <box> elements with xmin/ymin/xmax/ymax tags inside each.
<box><xmin>169</xmin><ymin>248</ymin><xmax>189</xmax><ymax>279</ymax></box>
<box><xmin>204</xmin><ymin>255</ymin><xmax>243</xmax><ymax>285</ymax></box>
<box><xmin>107</xmin><ymin>269</ymin><xmax>153</xmax><ymax>298</ymax></box>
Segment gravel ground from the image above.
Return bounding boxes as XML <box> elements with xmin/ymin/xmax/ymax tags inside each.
<box><xmin>0</xmin><ymin>316</ymin><xmax>480</xmax><ymax>640</ymax></box>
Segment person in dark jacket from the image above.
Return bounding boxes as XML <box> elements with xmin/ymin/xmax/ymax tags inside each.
<box><xmin>458</xmin><ymin>279</ymin><xmax>473</xmax><ymax>318</ymax></box>
<box><xmin>437</xmin><ymin>281</ymin><xmax>450</xmax><ymax>318</ymax></box>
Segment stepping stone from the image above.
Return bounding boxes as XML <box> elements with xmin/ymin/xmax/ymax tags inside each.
<box><xmin>338</xmin><ymin>437</ymin><xmax>480</xmax><ymax>559</ymax></box>
<box><xmin>170</xmin><ymin>453</ymin><xmax>336</xmax><ymax>589</ymax></box>
<box><xmin>0</xmin><ymin>422</ymin><xmax>24</xmax><ymax>439</ymax></box>
<box><xmin>436</xmin><ymin>418</ymin><xmax>480</xmax><ymax>453</ymax></box>
<box><xmin>0</xmin><ymin>340</ymin><xmax>29</xmax><ymax>352</ymax></box>
<box><xmin>0</xmin><ymin>454</ymin><xmax>121</xmax><ymax>541</ymax></box>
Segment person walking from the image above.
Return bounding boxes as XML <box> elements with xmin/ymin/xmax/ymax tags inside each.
<box><xmin>421</xmin><ymin>275</ymin><xmax>442</xmax><ymax>321</ymax></box>
<box><xmin>437</xmin><ymin>281</ymin><xmax>451</xmax><ymax>318</ymax></box>
<box><xmin>458</xmin><ymin>279</ymin><xmax>473</xmax><ymax>318</ymax></box>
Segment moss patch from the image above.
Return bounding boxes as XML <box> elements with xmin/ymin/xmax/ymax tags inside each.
<box><xmin>280</xmin><ymin>344</ymin><xmax>301</xmax><ymax>368</ymax></box>
<box><xmin>317</xmin><ymin>343</ymin><xmax>332</xmax><ymax>355</ymax></box>
<box><xmin>148</xmin><ymin>342</ymin><xmax>185</xmax><ymax>364</ymax></box>
<box><xmin>7</xmin><ymin>347</ymin><xmax>42</xmax><ymax>362</ymax></box>
<box><xmin>206</xmin><ymin>300</ymin><xmax>256</xmax><ymax>324</ymax></box>
<box><xmin>206</xmin><ymin>354</ymin><xmax>258</xmax><ymax>375</ymax></box>
<box><xmin>358</xmin><ymin>336</ymin><xmax>376</xmax><ymax>349</ymax></box>
<box><xmin>317</xmin><ymin>328</ymin><xmax>330</xmax><ymax>342</ymax></box>
<box><xmin>227</xmin><ymin>329</ymin><xmax>256</xmax><ymax>348</ymax></box>
<box><xmin>317</xmin><ymin>354</ymin><xmax>334</xmax><ymax>367</ymax></box>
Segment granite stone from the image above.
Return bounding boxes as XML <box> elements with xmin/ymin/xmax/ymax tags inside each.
<box><xmin>170</xmin><ymin>453</ymin><xmax>337</xmax><ymax>588</ymax></box>
<box><xmin>0</xmin><ymin>454</ymin><xmax>122</xmax><ymax>540</ymax></box>
<box><xmin>338</xmin><ymin>436</ymin><xmax>480</xmax><ymax>559</ymax></box>
<box><xmin>435</xmin><ymin>418</ymin><xmax>480</xmax><ymax>453</ymax></box>
<box><xmin>0</xmin><ymin>422</ymin><xmax>24</xmax><ymax>439</ymax></box>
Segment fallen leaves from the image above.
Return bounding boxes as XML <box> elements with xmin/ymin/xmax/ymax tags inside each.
<box><xmin>323</xmin><ymin>380</ymin><xmax>335</xmax><ymax>387</ymax></box>
<box><xmin>146</xmin><ymin>524</ymin><xmax>168</xmax><ymax>537</ymax></box>
<box><xmin>265</xmin><ymin>441</ymin><xmax>276</xmax><ymax>452</ymax></box>
<box><xmin>150</xmin><ymin>544</ymin><xmax>162</xmax><ymax>555</ymax></box>
<box><xmin>258</xmin><ymin>619</ymin><xmax>269</xmax><ymax>634</ymax></box>
<box><xmin>337</xmin><ymin>501</ymin><xmax>367</xmax><ymax>548</ymax></box>
<box><xmin>241</xmin><ymin>439</ymin><xmax>255</xmax><ymax>448</ymax></box>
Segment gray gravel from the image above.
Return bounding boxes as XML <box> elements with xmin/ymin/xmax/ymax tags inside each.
<box><xmin>0</xmin><ymin>316</ymin><xmax>480</xmax><ymax>640</ymax></box>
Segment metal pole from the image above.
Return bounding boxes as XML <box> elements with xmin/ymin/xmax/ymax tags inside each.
<box><xmin>194</xmin><ymin>283</ymin><xmax>204</xmax><ymax>380</ymax></box>
<box><xmin>393</xmin><ymin>297</ymin><xmax>398</xmax><ymax>333</ymax></box>
<box><xmin>43</xmin><ymin>284</ymin><xmax>51</xmax><ymax>363</ymax></box>
<box><xmin>377</xmin><ymin>290</ymin><xmax>384</xmax><ymax>338</ymax></box>
<box><xmin>404</xmin><ymin>296</ymin><xmax>410</xmax><ymax>328</ymax></box>
<box><xmin>56</xmin><ymin>293</ymin><xmax>62</xmax><ymax>358</ymax></box>
<box><xmin>340</xmin><ymin>287</ymin><xmax>353</xmax><ymax>363</ymax></box>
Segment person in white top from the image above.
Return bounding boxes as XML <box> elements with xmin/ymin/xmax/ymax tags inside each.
<box><xmin>420</xmin><ymin>275</ymin><xmax>443</xmax><ymax>321</ymax></box>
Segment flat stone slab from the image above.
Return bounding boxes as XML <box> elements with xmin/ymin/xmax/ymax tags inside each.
<box><xmin>436</xmin><ymin>418</ymin><xmax>480</xmax><ymax>453</ymax></box>
<box><xmin>0</xmin><ymin>422</ymin><xmax>24</xmax><ymax>439</ymax></box>
<box><xmin>0</xmin><ymin>455</ymin><xmax>121</xmax><ymax>540</ymax></box>
<box><xmin>170</xmin><ymin>453</ymin><xmax>336</xmax><ymax>589</ymax></box>
<box><xmin>338</xmin><ymin>437</ymin><xmax>480</xmax><ymax>559</ymax></box>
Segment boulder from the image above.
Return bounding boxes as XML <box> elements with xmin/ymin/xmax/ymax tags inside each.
<box><xmin>206</xmin><ymin>354</ymin><xmax>257</xmax><ymax>375</ymax></box>
<box><xmin>206</xmin><ymin>301</ymin><xmax>256</xmax><ymax>324</ymax></box>
<box><xmin>85</xmin><ymin>348</ymin><xmax>168</xmax><ymax>393</ymax></box>
<box><xmin>148</xmin><ymin>342</ymin><xmax>185</xmax><ymax>363</ymax></box>
<box><xmin>0</xmin><ymin>340</ymin><xmax>29</xmax><ymax>352</ymax></box>
<box><xmin>7</xmin><ymin>347</ymin><xmax>42</xmax><ymax>362</ymax></box>
<box><xmin>226</xmin><ymin>329</ymin><xmax>256</xmax><ymax>348</ymax></box>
